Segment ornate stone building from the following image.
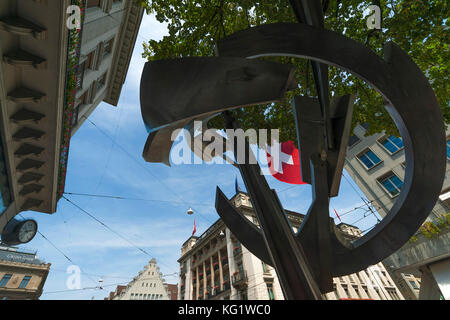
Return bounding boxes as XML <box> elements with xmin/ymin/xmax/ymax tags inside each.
<box><xmin>0</xmin><ymin>245</ymin><xmax>50</xmax><ymax>299</ymax></box>
<box><xmin>106</xmin><ymin>258</ymin><xmax>175</xmax><ymax>300</ymax></box>
<box><xmin>177</xmin><ymin>191</ymin><xmax>405</xmax><ymax>300</ymax></box>
<box><xmin>0</xmin><ymin>0</ymin><xmax>143</xmax><ymax>240</ymax></box>
<box><xmin>345</xmin><ymin>124</ymin><xmax>450</xmax><ymax>299</ymax></box>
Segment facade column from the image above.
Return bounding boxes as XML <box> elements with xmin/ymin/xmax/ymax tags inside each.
<box><xmin>202</xmin><ymin>261</ymin><xmax>206</xmax><ymax>298</ymax></box>
<box><xmin>419</xmin><ymin>266</ymin><xmax>442</xmax><ymax>300</ymax></box>
<box><xmin>209</xmin><ymin>256</ymin><xmax>213</xmax><ymax>297</ymax></box>
<box><xmin>226</xmin><ymin>228</ymin><xmax>237</xmax><ymax>299</ymax></box>
<box><xmin>428</xmin><ymin>258</ymin><xmax>450</xmax><ymax>300</ymax></box>
<box><xmin>218</xmin><ymin>248</ymin><xmax>224</xmax><ymax>291</ymax></box>
<box><xmin>195</xmin><ymin>266</ymin><xmax>199</xmax><ymax>299</ymax></box>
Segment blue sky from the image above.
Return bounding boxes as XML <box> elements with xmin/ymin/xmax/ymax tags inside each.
<box><xmin>18</xmin><ymin>13</ymin><xmax>380</xmax><ymax>300</ymax></box>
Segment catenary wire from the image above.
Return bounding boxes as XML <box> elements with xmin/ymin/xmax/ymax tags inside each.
<box><xmin>82</xmin><ymin>116</ymin><xmax>215</xmax><ymax>225</ymax></box>
<box><xmin>62</xmin><ymin>195</ymin><xmax>178</xmax><ymax>275</ymax></box>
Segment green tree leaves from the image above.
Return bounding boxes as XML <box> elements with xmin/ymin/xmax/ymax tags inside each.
<box><xmin>140</xmin><ymin>0</ymin><xmax>449</xmax><ymax>140</ymax></box>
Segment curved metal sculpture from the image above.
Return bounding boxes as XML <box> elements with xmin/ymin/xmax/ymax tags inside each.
<box><xmin>139</xmin><ymin>1</ymin><xmax>446</xmax><ymax>299</ymax></box>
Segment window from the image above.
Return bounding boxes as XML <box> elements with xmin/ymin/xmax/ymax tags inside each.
<box><xmin>130</xmin><ymin>293</ymin><xmax>134</xmax><ymax>299</ymax></box>
<box><xmin>358</xmin><ymin>149</ymin><xmax>382</xmax><ymax>169</ymax></box>
<box><xmin>353</xmin><ymin>285</ymin><xmax>362</xmax><ymax>298</ymax></box>
<box><xmin>143</xmin><ymin>294</ymin><xmax>147</xmax><ymax>299</ymax></box>
<box><xmin>0</xmin><ymin>274</ymin><xmax>12</xmax><ymax>287</ymax></box>
<box><xmin>379</xmin><ymin>136</ymin><xmax>404</xmax><ymax>154</ymax></box>
<box><xmin>356</xmin><ymin>273</ymin><xmax>364</xmax><ymax>284</ymax></box>
<box><xmin>409</xmin><ymin>280</ymin><xmax>419</xmax><ymax>290</ymax></box>
<box><xmin>333</xmin><ymin>285</ymin><xmax>339</xmax><ymax>300</ymax></box>
<box><xmin>378</xmin><ymin>173</ymin><xmax>403</xmax><ymax>197</ymax></box>
<box><xmin>76</xmin><ymin>61</ymin><xmax>85</xmax><ymax>90</ymax></box>
<box><xmin>266</xmin><ymin>282</ymin><xmax>275</xmax><ymax>300</ymax></box>
<box><xmin>71</xmin><ymin>104</ymin><xmax>79</xmax><ymax>127</ymax></box>
<box><xmin>387</xmin><ymin>289</ymin><xmax>400</xmax><ymax>300</ymax></box>
<box><xmin>18</xmin><ymin>276</ymin><xmax>31</xmax><ymax>289</ymax></box>
<box><xmin>103</xmin><ymin>38</ymin><xmax>114</xmax><ymax>59</ymax></box>
<box><xmin>348</xmin><ymin>135</ymin><xmax>361</xmax><ymax>147</ymax></box>
<box><xmin>342</xmin><ymin>285</ymin><xmax>350</xmax><ymax>298</ymax></box>
<box><xmin>362</xmin><ymin>286</ymin><xmax>369</xmax><ymax>298</ymax></box>
<box><xmin>85</xmin><ymin>50</ymin><xmax>96</xmax><ymax>69</ymax></box>
<box><xmin>96</xmin><ymin>72</ymin><xmax>107</xmax><ymax>91</ymax></box>
<box><xmin>262</xmin><ymin>262</ymin><xmax>270</xmax><ymax>274</ymax></box>
<box><xmin>79</xmin><ymin>89</ymin><xmax>89</xmax><ymax>105</ymax></box>
<box><xmin>447</xmin><ymin>139</ymin><xmax>450</xmax><ymax>160</ymax></box>
<box><xmin>374</xmin><ymin>287</ymin><xmax>382</xmax><ymax>299</ymax></box>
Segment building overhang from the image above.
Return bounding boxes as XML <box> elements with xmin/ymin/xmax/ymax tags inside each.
<box><xmin>0</xmin><ymin>0</ymin><xmax>72</xmax><ymax>232</ymax></box>
<box><xmin>103</xmin><ymin>1</ymin><xmax>144</xmax><ymax>106</ymax></box>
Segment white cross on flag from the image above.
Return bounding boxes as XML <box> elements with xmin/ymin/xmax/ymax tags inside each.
<box><xmin>266</xmin><ymin>140</ymin><xmax>306</xmax><ymax>185</ymax></box>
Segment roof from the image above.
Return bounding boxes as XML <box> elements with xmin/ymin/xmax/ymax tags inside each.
<box><xmin>0</xmin><ymin>246</ymin><xmax>45</xmax><ymax>265</ymax></box>
<box><xmin>116</xmin><ymin>285</ymin><xmax>126</xmax><ymax>295</ymax></box>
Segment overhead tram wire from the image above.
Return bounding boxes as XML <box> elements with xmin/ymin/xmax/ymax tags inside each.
<box><xmin>63</xmin><ymin>191</ymin><xmax>215</xmax><ymax>208</ymax></box>
<box><xmin>82</xmin><ymin>116</ymin><xmax>215</xmax><ymax>225</ymax></box>
<box><xmin>62</xmin><ymin>195</ymin><xmax>179</xmax><ymax>274</ymax></box>
<box><xmin>341</xmin><ymin>172</ymin><xmax>383</xmax><ymax>221</ymax></box>
<box><xmin>42</xmin><ymin>272</ymin><xmax>178</xmax><ymax>295</ymax></box>
<box><xmin>18</xmin><ymin>213</ymin><xmax>106</xmax><ymax>290</ymax></box>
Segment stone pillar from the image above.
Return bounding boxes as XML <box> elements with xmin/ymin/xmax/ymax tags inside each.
<box><xmin>418</xmin><ymin>266</ymin><xmax>442</xmax><ymax>300</ymax></box>
<box><xmin>429</xmin><ymin>258</ymin><xmax>450</xmax><ymax>300</ymax></box>
<box><xmin>218</xmin><ymin>249</ymin><xmax>224</xmax><ymax>291</ymax></box>
<box><xmin>195</xmin><ymin>266</ymin><xmax>199</xmax><ymax>299</ymax></box>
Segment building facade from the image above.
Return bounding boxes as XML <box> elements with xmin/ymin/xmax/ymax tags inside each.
<box><xmin>72</xmin><ymin>0</ymin><xmax>143</xmax><ymax>133</ymax></box>
<box><xmin>344</xmin><ymin>124</ymin><xmax>450</xmax><ymax>299</ymax></box>
<box><xmin>0</xmin><ymin>245</ymin><xmax>50</xmax><ymax>299</ymax></box>
<box><xmin>345</xmin><ymin>124</ymin><xmax>450</xmax><ymax>219</ymax></box>
<box><xmin>177</xmin><ymin>191</ymin><xmax>405</xmax><ymax>300</ymax></box>
<box><xmin>166</xmin><ymin>283</ymin><xmax>178</xmax><ymax>300</ymax></box>
<box><xmin>0</xmin><ymin>0</ymin><xmax>143</xmax><ymax>239</ymax></box>
<box><xmin>107</xmin><ymin>258</ymin><xmax>174</xmax><ymax>300</ymax></box>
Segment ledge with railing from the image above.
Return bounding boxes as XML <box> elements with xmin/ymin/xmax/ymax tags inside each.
<box><xmin>232</xmin><ymin>270</ymin><xmax>248</xmax><ymax>287</ymax></box>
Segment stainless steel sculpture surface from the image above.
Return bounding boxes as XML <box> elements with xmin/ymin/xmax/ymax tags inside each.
<box><xmin>139</xmin><ymin>0</ymin><xmax>446</xmax><ymax>299</ymax></box>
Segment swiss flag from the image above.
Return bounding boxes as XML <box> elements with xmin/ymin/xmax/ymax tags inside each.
<box><xmin>266</xmin><ymin>140</ymin><xmax>306</xmax><ymax>185</ymax></box>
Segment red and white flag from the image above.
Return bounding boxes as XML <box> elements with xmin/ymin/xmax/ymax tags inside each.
<box><xmin>192</xmin><ymin>219</ymin><xmax>196</xmax><ymax>236</ymax></box>
<box><xmin>333</xmin><ymin>207</ymin><xmax>342</xmax><ymax>222</ymax></box>
<box><xmin>266</xmin><ymin>140</ymin><xmax>306</xmax><ymax>185</ymax></box>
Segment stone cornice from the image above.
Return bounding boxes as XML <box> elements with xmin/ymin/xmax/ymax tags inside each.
<box><xmin>0</xmin><ymin>259</ymin><xmax>51</xmax><ymax>271</ymax></box>
<box><xmin>103</xmin><ymin>1</ymin><xmax>144</xmax><ymax>106</ymax></box>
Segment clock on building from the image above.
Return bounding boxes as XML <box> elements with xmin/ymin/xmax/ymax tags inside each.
<box><xmin>1</xmin><ymin>218</ymin><xmax>38</xmax><ymax>245</ymax></box>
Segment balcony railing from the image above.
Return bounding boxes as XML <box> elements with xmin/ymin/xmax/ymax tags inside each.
<box><xmin>221</xmin><ymin>256</ymin><xmax>228</xmax><ymax>266</ymax></box>
<box><xmin>233</xmin><ymin>244</ymin><xmax>242</xmax><ymax>256</ymax></box>
<box><xmin>222</xmin><ymin>281</ymin><xmax>230</xmax><ymax>291</ymax></box>
<box><xmin>232</xmin><ymin>270</ymin><xmax>248</xmax><ymax>287</ymax></box>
